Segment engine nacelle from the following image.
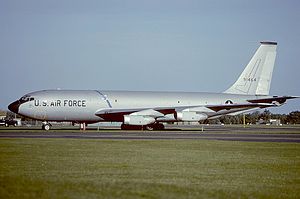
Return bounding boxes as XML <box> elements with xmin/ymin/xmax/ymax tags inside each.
<box><xmin>176</xmin><ymin>111</ymin><xmax>208</xmax><ymax>121</ymax></box>
<box><xmin>124</xmin><ymin>115</ymin><xmax>155</xmax><ymax>125</ymax></box>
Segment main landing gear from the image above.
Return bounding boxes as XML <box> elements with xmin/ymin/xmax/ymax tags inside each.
<box><xmin>121</xmin><ymin>123</ymin><xmax>165</xmax><ymax>131</ymax></box>
<box><xmin>72</xmin><ymin>122</ymin><xmax>87</xmax><ymax>130</ymax></box>
<box><xmin>79</xmin><ymin>123</ymin><xmax>86</xmax><ymax>131</ymax></box>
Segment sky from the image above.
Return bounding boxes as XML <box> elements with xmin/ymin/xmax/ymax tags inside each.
<box><xmin>0</xmin><ymin>0</ymin><xmax>299</xmax><ymax>113</ymax></box>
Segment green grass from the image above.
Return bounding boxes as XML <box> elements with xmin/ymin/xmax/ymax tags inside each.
<box><xmin>0</xmin><ymin>139</ymin><xmax>299</xmax><ymax>199</ymax></box>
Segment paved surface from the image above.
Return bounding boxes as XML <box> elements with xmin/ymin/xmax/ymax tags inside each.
<box><xmin>1</xmin><ymin>125</ymin><xmax>300</xmax><ymax>143</ymax></box>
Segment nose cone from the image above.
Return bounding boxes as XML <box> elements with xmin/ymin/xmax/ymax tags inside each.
<box><xmin>8</xmin><ymin>100</ymin><xmax>20</xmax><ymax>114</ymax></box>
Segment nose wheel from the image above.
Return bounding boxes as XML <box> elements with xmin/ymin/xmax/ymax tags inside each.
<box><xmin>42</xmin><ymin>123</ymin><xmax>51</xmax><ymax>131</ymax></box>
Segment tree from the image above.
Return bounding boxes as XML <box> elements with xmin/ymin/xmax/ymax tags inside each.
<box><xmin>260</xmin><ymin>109</ymin><xmax>271</xmax><ymax>122</ymax></box>
<box><xmin>0</xmin><ymin>110</ymin><xmax>6</xmax><ymax>117</ymax></box>
<box><xmin>287</xmin><ymin>111</ymin><xmax>300</xmax><ymax>124</ymax></box>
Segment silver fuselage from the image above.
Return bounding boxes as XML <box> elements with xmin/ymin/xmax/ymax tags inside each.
<box><xmin>12</xmin><ymin>90</ymin><xmax>267</xmax><ymax>123</ymax></box>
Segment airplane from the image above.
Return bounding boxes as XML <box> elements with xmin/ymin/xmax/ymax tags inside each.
<box><xmin>8</xmin><ymin>41</ymin><xmax>299</xmax><ymax>130</ymax></box>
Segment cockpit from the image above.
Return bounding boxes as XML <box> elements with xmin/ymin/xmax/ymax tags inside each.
<box><xmin>8</xmin><ymin>95</ymin><xmax>35</xmax><ymax>114</ymax></box>
<box><xmin>19</xmin><ymin>95</ymin><xmax>34</xmax><ymax>103</ymax></box>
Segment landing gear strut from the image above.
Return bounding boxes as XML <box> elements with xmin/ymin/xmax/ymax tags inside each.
<box><xmin>80</xmin><ymin>123</ymin><xmax>86</xmax><ymax>131</ymax></box>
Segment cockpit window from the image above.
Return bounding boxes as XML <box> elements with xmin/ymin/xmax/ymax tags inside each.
<box><xmin>19</xmin><ymin>95</ymin><xmax>34</xmax><ymax>103</ymax></box>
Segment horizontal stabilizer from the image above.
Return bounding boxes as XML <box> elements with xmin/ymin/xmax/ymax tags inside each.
<box><xmin>247</xmin><ymin>96</ymin><xmax>299</xmax><ymax>104</ymax></box>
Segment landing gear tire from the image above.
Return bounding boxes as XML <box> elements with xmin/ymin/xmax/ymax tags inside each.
<box><xmin>160</xmin><ymin>124</ymin><xmax>165</xmax><ymax>130</ymax></box>
<box><xmin>155</xmin><ymin>123</ymin><xmax>165</xmax><ymax>130</ymax></box>
<box><xmin>145</xmin><ymin>125</ymin><xmax>154</xmax><ymax>131</ymax></box>
<box><xmin>42</xmin><ymin>124</ymin><xmax>51</xmax><ymax>131</ymax></box>
<box><xmin>121</xmin><ymin>124</ymin><xmax>127</xmax><ymax>130</ymax></box>
<box><xmin>144</xmin><ymin>123</ymin><xmax>165</xmax><ymax>131</ymax></box>
<box><xmin>121</xmin><ymin>123</ymin><xmax>165</xmax><ymax>131</ymax></box>
<box><xmin>121</xmin><ymin>124</ymin><xmax>143</xmax><ymax>130</ymax></box>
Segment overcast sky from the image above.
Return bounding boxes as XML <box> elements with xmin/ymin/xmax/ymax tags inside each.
<box><xmin>0</xmin><ymin>0</ymin><xmax>299</xmax><ymax>113</ymax></box>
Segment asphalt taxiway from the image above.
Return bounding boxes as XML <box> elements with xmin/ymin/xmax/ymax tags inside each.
<box><xmin>1</xmin><ymin>125</ymin><xmax>300</xmax><ymax>143</ymax></box>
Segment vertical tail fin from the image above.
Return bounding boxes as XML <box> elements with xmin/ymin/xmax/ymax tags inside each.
<box><xmin>224</xmin><ymin>41</ymin><xmax>277</xmax><ymax>96</ymax></box>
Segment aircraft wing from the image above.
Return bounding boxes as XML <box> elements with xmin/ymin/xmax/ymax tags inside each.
<box><xmin>95</xmin><ymin>102</ymin><xmax>277</xmax><ymax>122</ymax></box>
<box><xmin>95</xmin><ymin>107</ymin><xmax>176</xmax><ymax>122</ymax></box>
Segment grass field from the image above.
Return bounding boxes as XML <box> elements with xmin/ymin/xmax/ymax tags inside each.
<box><xmin>0</xmin><ymin>138</ymin><xmax>299</xmax><ymax>199</ymax></box>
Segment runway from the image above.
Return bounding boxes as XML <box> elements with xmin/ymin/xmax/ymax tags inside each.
<box><xmin>1</xmin><ymin>125</ymin><xmax>300</xmax><ymax>143</ymax></box>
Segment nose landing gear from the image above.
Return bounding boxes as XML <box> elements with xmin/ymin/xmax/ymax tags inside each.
<box><xmin>42</xmin><ymin>122</ymin><xmax>52</xmax><ymax>131</ymax></box>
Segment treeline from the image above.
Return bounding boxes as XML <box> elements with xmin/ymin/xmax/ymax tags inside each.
<box><xmin>208</xmin><ymin>110</ymin><xmax>300</xmax><ymax>125</ymax></box>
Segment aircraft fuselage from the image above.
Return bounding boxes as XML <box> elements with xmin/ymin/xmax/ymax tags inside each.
<box><xmin>9</xmin><ymin>90</ymin><xmax>267</xmax><ymax>123</ymax></box>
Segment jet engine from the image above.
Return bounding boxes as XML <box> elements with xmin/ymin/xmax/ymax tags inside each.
<box><xmin>176</xmin><ymin>111</ymin><xmax>208</xmax><ymax>122</ymax></box>
<box><xmin>124</xmin><ymin>115</ymin><xmax>155</xmax><ymax>125</ymax></box>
